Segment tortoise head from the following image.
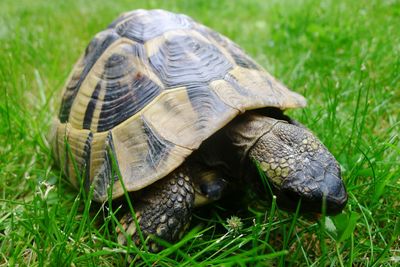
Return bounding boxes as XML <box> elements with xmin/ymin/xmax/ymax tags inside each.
<box><xmin>249</xmin><ymin>119</ymin><xmax>347</xmax><ymax>215</ymax></box>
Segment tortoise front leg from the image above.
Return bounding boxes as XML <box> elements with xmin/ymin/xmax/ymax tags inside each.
<box><xmin>117</xmin><ymin>166</ymin><xmax>195</xmax><ymax>251</ymax></box>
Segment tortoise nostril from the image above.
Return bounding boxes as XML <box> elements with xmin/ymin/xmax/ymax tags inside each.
<box><xmin>324</xmin><ymin>173</ymin><xmax>348</xmax><ymax>210</ymax></box>
<box><xmin>325</xmin><ymin>173</ymin><xmax>345</xmax><ymax>197</ymax></box>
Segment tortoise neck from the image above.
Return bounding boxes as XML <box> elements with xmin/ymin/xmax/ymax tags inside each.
<box><xmin>194</xmin><ymin>111</ymin><xmax>288</xmax><ymax>179</ymax></box>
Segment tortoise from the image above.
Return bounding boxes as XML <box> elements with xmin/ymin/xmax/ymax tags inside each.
<box><xmin>50</xmin><ymin>9</ymin><xmax>347</xmax><ymax>249</ymax></box>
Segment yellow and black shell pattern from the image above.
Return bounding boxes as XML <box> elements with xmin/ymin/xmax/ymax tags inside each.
<box><xmin>50</xmin><ymin>9</ymin><xmax>306</xmax><ymax>202</ymax></box>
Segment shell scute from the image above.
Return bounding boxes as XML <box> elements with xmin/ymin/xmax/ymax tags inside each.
<box><xmin>148</xmin><ymin>34</ymin><xmax>233</xmax><ymax>88</ymax></box>
<box><xmin>59</xmin><ymin>30</ymin><xmax>120</xmax><ymax>123</ymax></box>
<box><xmin>114</xmin><ymin>9</ymin><xmax>195</xmax><ymax>43</ymax></box>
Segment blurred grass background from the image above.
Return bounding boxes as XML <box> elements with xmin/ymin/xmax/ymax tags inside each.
<box><xmin>1</xmin><ymin>0</ymin><xmax>399</xmax><ymax>266</ymax></box>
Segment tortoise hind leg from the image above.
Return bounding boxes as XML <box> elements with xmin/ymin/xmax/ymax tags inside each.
<box><xmin>117</xmin><ymin>165</ymin><xmax>195</xmax><ymax>251</ymax></box>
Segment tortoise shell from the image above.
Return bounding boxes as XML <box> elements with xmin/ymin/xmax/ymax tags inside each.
<box><xmin>50</xmin><ymin>9</ymin><xmax>306</xmax><ymax>202</ymax></box>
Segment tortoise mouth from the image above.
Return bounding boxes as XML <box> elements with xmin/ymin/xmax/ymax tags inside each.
<box><xmin>269</xmin><ymin>170</ymin><xmax>348</xmax><ymax>215</ymax></box>
<box><xmin>273</xmin><ymin>186</ymin><xmax>348</xmax><ymax>215</ymax></box>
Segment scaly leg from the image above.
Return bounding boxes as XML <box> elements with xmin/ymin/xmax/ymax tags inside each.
<box><xmin>116</xmin><ymin>166</ymin><xmax>195</xmax><ymax>251</ymax></box>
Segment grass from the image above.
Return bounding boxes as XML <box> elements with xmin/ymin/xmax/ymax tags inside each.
<box><xmin>1</xmin><ymin>0</ymin><xmax>399</xmax><ymax>265</ymax></box>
